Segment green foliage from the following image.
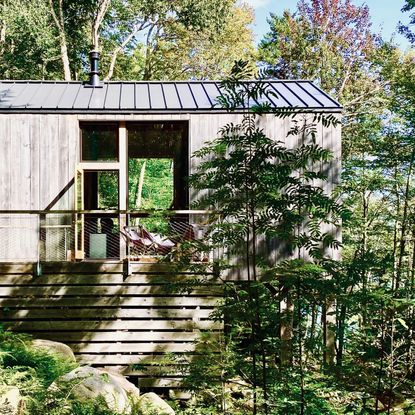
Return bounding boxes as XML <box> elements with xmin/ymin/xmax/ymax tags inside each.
<box><xmin>190</xmin><ymin>63</ymin><xmax>343</xmax><ymax>260</ymax></box>
<box><xmin>399</xmin><ymin>0</ymin><xmax>415</xmax><ymax>44</ymax></box>
<box><xmin>254</xmin><ymin>3</ymin><xmax>415</xmax><ymax>412</ymax></box>
<box><xmin>128</xmin><ymin>159</ymin><xmax>174</xmax><ymax>210</ymax></box>
<box><xmin>0</xmin><ymin>330</ymin><xmax>76</xmax><ymax>388</ymax></box>
<box><xmin>171</xmin><ymin>62</ymin><xmax>345</xmax><ymax>414</ymax></box>
<box><xmin>143</xmin><ymin>3</ymin><xmax>256</xmax><ymax>80</ymax></box>
<box><xmin>258</xmin><ymin>0</ymin><xmax>378</xmax><ymax>101</ymax></box>
<box><xmin>98</xmin><ymin>171</ymin><xmax>119</xmax><ymax>210</ymax></box>
<box><xmin>0</xmin><ymin>329</ymin><xmax>123</xmax><ymax>415</ymax></box>
<box><xmin>0</xmin><ymin>0</ymin><xmax>255</xmax><ymax>81</ymax></box>
<box><xmin>0</xmin><ymin>0</ymin><xmax>61</xmax><ymax>79</ymax></box>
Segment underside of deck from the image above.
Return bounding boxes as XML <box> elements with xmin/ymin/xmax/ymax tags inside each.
<box><xmin>0</xmin><ymin>261</ymin><xmax>222</xmax><ymax>389</ymax></box>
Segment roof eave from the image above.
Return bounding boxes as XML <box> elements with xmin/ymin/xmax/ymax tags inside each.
<box><xmin>0</xmin><ymin>108</ymin><xmax>343</xmax><ymax>115</ymax></box>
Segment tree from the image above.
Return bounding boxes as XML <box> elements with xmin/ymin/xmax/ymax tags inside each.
<box><xmin>258</xmin><ymin>0</ymin><xmax>390</xmax><ymax>157</ymax></box>
<box><xmin>47</xmin><ymin>0</ymin><xmax>237</xmax><ymax>81</ymax></box>
<box><xmin>138</xmin><ymin>3</ymin><xmax>256</xmax><ymax>80</ymax></box>
<box><xmin>184</xmin><ymin>62</ymin><xmax>343</xmax><ymax>414</ymax></box>
<box><xmin>399</xmin><ymin>0</ymin><xmax>415</xmax><ymax>44</ymax></box>
<box><xmin>253</xmin><ymin>2</ymin><xmax>415</xmax><ymax>410</ymax></box>
<box><xmin>0</xmin><ymin>0</ymin><xmax>61</xmax><ymax>79</ymax></box>
<box><xmin>1</xmin><ymin>0</ymin><xmax>254</xmax><ymax>81</ymax></box>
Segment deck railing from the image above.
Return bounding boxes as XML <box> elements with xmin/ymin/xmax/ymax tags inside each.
<box><xmin>0</xmin><ymin>210</ymin><xmax>215</xmax><ymax>264</ymax></box>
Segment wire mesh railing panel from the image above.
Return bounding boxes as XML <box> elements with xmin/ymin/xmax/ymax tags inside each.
<box><xmin>124</xmin><ymin>213</ymin><xmax>213</xmax><ymax>262</ymax></box>
<box><xmin>40</xmin><ymin>214</ymin><xmax>73</xmax><ymax>262</ymax></box>
<box><xmin>0</xmin><ymin>215</ymin><xmax>38</xmax><ymax>262</ymax></box>
<box><xmin>0</xmin><ymin>211</ymin><xmax>216</xmax><ymax>263</ymax></box>
<box><xmin>83</xmin><ymin>215</ymin><xmax>120</xmax><ymax>260</ymax></box>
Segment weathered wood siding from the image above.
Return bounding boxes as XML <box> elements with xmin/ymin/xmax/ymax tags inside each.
<box><xmin>0</xmin><ymin>113</ymin><xmax>79</xmax><ymax>261</ymax></box>
<box><xmin>0</xmin><ymin>262</ymin><xmax>222</xmax><ymax>388</ymax></box>
<box><xmin>0</xmin><ymin>111</ymin><xmax>341</xmax><ymax>262</ymax></box>
<box><xmin>189</xmin><ymin>112</ymin><xmax>342</xmax><ymax>265</ymax></box>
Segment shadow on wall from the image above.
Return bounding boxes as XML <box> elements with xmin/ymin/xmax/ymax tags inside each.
<box><xmin>0</xmin><ymin>259</ymin><xmax>222</xmax><ymax>390</ymax></box>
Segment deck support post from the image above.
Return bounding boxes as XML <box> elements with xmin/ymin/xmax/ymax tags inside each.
<box><xmin>119</xmin><ymin>122</ymin><xmax>128</xmax><ymax>260</ymax></box>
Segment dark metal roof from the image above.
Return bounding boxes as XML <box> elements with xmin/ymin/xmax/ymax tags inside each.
<box><xmin>0</xmin><ymin>80</ymin><xmax>341</xmax><ymax>113</ymax></box>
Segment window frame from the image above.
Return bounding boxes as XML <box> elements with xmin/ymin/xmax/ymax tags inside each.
<box><xmin>80</xmin><ymin>122</ymin><xmax>119</xmax><ymax>163</ymax></box>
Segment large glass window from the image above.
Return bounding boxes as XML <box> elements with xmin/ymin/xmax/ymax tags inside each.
<box><xmin>128</xmin><ymin>122</ymin><xmax>188</xmax><ymax>210</ymax></box>
<box><xmin>81</xmin><ymin>124</ymin><xmax>118</xmax><ymax>161</ymax></box>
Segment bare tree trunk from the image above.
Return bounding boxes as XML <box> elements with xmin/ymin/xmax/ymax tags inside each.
<box><xmin>305</xmin><ymin>302</ymin><xmax>316</xmax><ymax>364</ymax></box>
<box><xmin>375</xmin><ymin>309</ymin><xmax>386</xmax><ymax>414</ymax></box>
<box><xmin>143</xmin><ymin>24</ymin><xmax>160</xmax><ymax>80</ymax></box>
<box><xmin>0</xmin><ymin>16</ymin><xmax>5</xmax><ymax>43</ymax></box>
<box><xmin>387</xmin><ymin>317</ymin><xmax>395</xmax><ymax>414</ymax></box>
<box><xmin>48</xmin><ymin>0</ymin><xmax>71</xmax><ymax>80</ymax></box>
<box><xmin>408</xmin><ymin>228</ymin><xmax>415</xmax><ymax>380</ymax></box>
<box><xmin>136</xmin><ymin>160</ymin><xmax>146</xmax><ymax>209</ymax></box>
<box><xmin>324</xmin><ymin>297</ymin><xmax>336</xmax><ymax>366</ymax></box>
<box><xmin>91</xmin><ymin>0</ymin><xmax>111</xmax><ymax>51</ymax></box>
<box><xmin>362</xmin><ymin>190</ymin><xmax>369</xmax><ymax>327</ymax></box>
<box><xmin>392</xmin><ymin>166</ymin><xmax>401</xmax><ymax>292</ymax></box>
<box><xmin>336</xmin><ymin>302</ymin><xmax>347</xmax><ymax>367</ymax></box>
<box><xmin>104</xmin><ymin>22</ymin><xmax>148</xmax><ymax>80</ymax></box>
<box><xmin>297</xmin><ymin>279</ymin><xmax>305</xmax><ymax>415</ymax></box>
<box><xmin>280</xmin><ymin>292</ymin><xmax>294</xmax><ymax>366</ymax></box>
<box><xmin>395</xmin><ymin>149</ymin><xmax>415</xmax><ymax>292</ymax></box>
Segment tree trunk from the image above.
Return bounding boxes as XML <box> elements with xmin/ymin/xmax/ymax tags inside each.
<box><xmin>91</xmin><ymin>0</ymin><xmax>111</xmax><ymax>51</ymax></box>
<box><xmin>60</xmin><ymin>38</ymin><xmax>71</xmax><ymax>81</ymax></box>
<box><xmin>395</xmin><ymin>149</ymin><xmax>415</xmax><ymax>292</ymax></box>
<box><xmin>326</xmin><ymin>303</ymin><xmax>336</xmax><ymax>366</ymax></box>
<box><xmin>362</xmin><ymin>191</ymin><xmax>369</xmax><ymax>326</ymax></box>
<box><xmin>336</xmin><ymin>302</ymin><xmax>347</xmax><ymax>367</ymax></box>
<box><xmin>280</xmin><ymin>291</ymin><xmax>294</xmax><ymax>366</ymax></box>
<box><xmin>105</xmin><ymin>23</ymin><xmax>147</xmax><ymax>81</ymax></box>
<box><xmin>136</xmin><ymin>160</ymin><xmax>146</xmax><ymax>209</ymax></box>
<box><xmin>322</xmin><ymin>298</ymin><xmax>336</xmax><ymax>367</ymax></box>
<box><xmin>48</xmin><ymin>0</ymin><xmax>71</xmax><ymax>80</ymax></box>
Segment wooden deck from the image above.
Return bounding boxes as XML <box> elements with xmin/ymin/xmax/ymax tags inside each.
<box><xmin>0</xmin><ymin>261</ymin><xmax>223</xmax><ymax>389</ymax></box>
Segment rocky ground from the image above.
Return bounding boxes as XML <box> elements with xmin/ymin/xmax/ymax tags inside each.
<box><xmin>0</xmin><ymin>338</ymin><xmax>176</xmax><ymax>415</ymax></box>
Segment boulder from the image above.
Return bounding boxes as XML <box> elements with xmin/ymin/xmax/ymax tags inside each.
<box><xmin>31</xmin><ymin>339</ymin><xmax>76</xmax><ymax>362</ymax></box>
<box><xmin>136</xmin><ymin>392</ymin><xmax>175</xmax><ymax>415</ymax></box>
<box><xmin>0</xmin><ymin>386</ymin><xmax>23</xmax><ymax>415</ymax></box>
<box><xmin>55</xmin><ymin>366</ymin><xmax>140</xmax><ymax>414</ymax></box>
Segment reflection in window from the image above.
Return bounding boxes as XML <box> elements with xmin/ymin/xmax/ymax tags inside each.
<box><xmin>81</xmin><ymin>124</ymin><xmax>118</xmax><ymax>161</ymax></box>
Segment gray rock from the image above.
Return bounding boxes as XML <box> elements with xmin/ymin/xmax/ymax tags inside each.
<box><xmin>136</xmin><ymin>392</ymin><xmax>175</xmax><ymax>415</ymax></box>
<box><xmin>55</xmin><ymin>366</ymin><xmax>140</xmax><ymax>414</ymax></box>
<box><xmin>31</xmin><ymin>339</ymin><xmax>76</xmax><ymax>362</ymax></box>
<box><xmin>0</xmin><ymin>386</ymin><xmax>23</xmax><ymax>415</ymax></box>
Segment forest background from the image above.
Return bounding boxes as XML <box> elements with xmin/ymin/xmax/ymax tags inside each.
<box><xmin>1</xmin><ymin>0</ymin><xmax>415</xmax><ymax>413</ymax></box>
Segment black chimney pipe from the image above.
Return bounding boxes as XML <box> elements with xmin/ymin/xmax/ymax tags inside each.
<box><xmin>89</xmin><ymin>51</ymin><xmax>100</xmax><ymax>86</ymax></box>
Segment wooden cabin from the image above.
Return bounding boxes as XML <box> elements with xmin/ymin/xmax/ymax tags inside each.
<box><xmin>0</xmin><ymin>69</ymin><xmax>341</xmax><ymax>389</ymax></box>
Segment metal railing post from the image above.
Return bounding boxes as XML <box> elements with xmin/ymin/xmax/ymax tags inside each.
<box><xmin>36</xmin><ymin>213</ymin><xmax>42</xmax><ymax>276</ymax></box>
<box><xmin>125</xmin><ymin>212</ymin><xmax>131</xmax><ymax>276</ymax></box>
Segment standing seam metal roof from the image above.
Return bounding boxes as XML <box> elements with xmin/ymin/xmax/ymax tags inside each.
<box><xmin>0</xmin><ymin>80</ymin><xmax>342</xmax><ymax>113</ymax></box>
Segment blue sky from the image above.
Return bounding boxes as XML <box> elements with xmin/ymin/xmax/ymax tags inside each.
<box><xmin>246</xmin><ymin>0</ymin><xmax>412</xmax><ymax>49</ymax></box>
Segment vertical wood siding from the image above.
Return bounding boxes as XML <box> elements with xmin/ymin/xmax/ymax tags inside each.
<box><xmin>0</xmin><ymin>112</ymin><xmax>340</xmax><ymax>262</ymax></box>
